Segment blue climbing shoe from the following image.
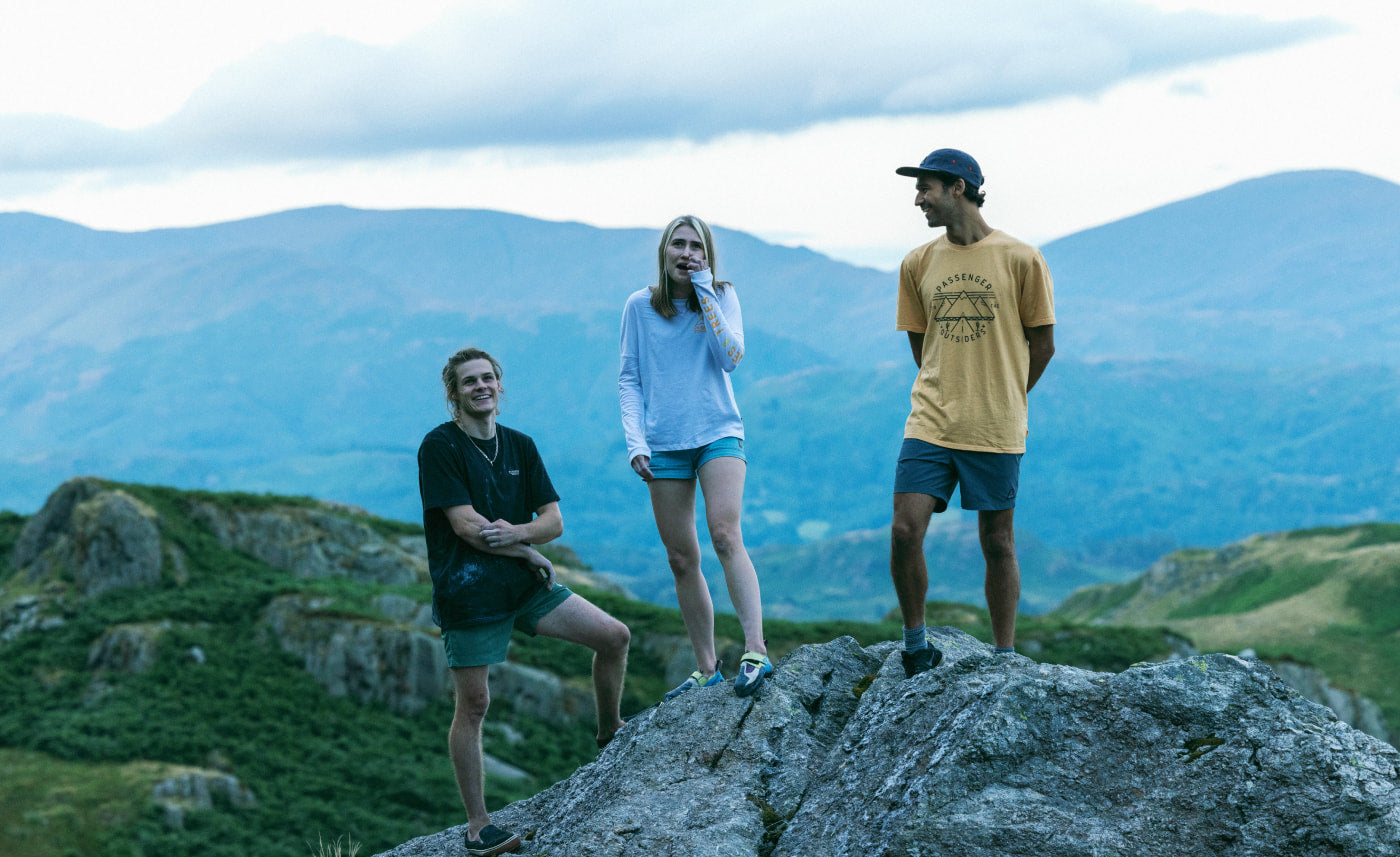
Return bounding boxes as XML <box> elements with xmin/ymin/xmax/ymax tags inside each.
<box><xmin>734</xmin><ymin>652</ymin><xmax>773</xmax><ymax>697</ymax></box>
<box><xmin>664</xmin><ymin>666</ymin><xmax>724</xmax><ymax>701</ymax></box>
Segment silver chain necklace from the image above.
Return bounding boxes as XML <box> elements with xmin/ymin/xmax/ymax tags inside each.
<box><xmin>468</xmin><ymin>432</ymin><xmax>498</xmax><ymax>465</ymax></box>
<box><xmin>458</xmin><ymin>422</ymin><xmax>499</xmax><ymax>465</ymax></box>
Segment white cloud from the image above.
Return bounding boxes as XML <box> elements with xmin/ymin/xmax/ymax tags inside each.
<box><xmin>0</xmin><ymin>0</ymin><xmax>1338</xmax><ymax>172</ymax></box>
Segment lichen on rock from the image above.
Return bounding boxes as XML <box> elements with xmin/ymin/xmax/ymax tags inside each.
<box><xmin>13</xmin><ymin>477</ymin><xmax>162</xmax><ymax>598</ymax></box>
<box><xmin>373</xmin><ymin>631</ymin><xmax>1400</xmax><ymax>857</ymax></box>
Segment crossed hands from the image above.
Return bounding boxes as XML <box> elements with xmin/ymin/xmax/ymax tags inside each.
<box><xmin>480</xmin><ymin>519</ymin><xmax>556</xmax><ymax>590</ymax></box>
<box><xmin>479</xmin><ymin>519</ymin><xmax>527</xmax><ymax>548</ymax></box>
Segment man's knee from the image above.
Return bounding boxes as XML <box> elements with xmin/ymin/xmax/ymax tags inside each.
<box><xmin>598</xmin><ymin>616</ymin><xmax>631</xmax><ymax>656</ymax></box>
<box><xmin>891</xmin><ymin>513</ymin><xmax>930</xmax><ymax>553</ymax></box>
<box><xmin>980</xmin><ymin>528</ymin><xmax>1016</xmax><ymax>563</ymax></box>
<box><xmin>453</xmin><ymin>682</ymin><xmax>491</xmax><ymax>724</ymax></box>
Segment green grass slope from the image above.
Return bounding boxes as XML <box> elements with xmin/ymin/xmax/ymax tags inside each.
<box><xmin>1053</xmin><ymin>523</ymin><xmax>1400</xmax><ymax>736</ymax></box>
<box><xmin>1</xmin><ymin>481</ymin><xmax>1178</xmax><ymax>857</ymax></box>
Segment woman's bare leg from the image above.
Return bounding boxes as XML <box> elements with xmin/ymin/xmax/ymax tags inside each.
<box><xmin>648</xmin><ymin>478</ymin><xmax>719</xmax><ymax>674</ymax></box>
<box><xmin>698</xmin><ymin>457</ymin><xmax>766</xmax><ymax>655</ymax></box>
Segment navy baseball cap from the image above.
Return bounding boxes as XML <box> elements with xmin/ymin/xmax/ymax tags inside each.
<box><xmin>895</xmin><ymin>148</ymin><xmax>983</xmax><ymax>188</ymax></box>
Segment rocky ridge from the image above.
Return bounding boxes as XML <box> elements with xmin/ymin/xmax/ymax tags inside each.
<box><xmin>1052</xmin><ymin>525</ymin><xmax>1400</xmax><ymax>744</ymax></box>
<box><xmin>5</xmin><ymin>477</ymin><xmax>655</xmax><ymax>726</ymax></box>
<box><xmin>377</xmin><ymin>631</ymin><xmax>1400</xmax><ymax>857</ymax></box>
<box><xmin>0</xmin><ymin>477</ymin><xmax>604</xmax><ymax>833</ymax></box>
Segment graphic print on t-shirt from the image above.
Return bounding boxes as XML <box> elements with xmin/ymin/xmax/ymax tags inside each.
<box><xmin>933</xmin><ymin>273</ymin><xmax>999</xmax><ymax>343</ymax></box>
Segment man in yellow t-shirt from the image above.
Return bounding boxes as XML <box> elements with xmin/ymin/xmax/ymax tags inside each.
<box><xmin>888</xmin><ymin>148</ymin><xmax>1056</xmax><ymax>678</ymax></box>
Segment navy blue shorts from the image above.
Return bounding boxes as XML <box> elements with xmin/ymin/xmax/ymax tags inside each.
<box><xmin>893</xmin><ymin>438</ymin><xmax>1021</xmax><ymax>511</ymax></box>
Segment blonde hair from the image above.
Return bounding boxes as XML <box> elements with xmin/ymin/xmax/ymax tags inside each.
<box><xmin>649</xmin><ymin>215</ymin><xmax>731</xmax><ymax>319</ymax></box>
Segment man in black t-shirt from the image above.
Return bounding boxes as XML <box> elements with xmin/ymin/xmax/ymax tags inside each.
<box><xmin>418</xmin><ymin>346</ymin><xmax>631</xmax><ymax>857</ymax></box>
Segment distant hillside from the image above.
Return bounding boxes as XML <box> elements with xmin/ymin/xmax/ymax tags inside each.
<box><xmin>1053</xmin><ymin>522</ymin><xmax>1400</xmax><ymax>738</ymax></box>
<box><xmin>1045</xmin><ymin>169</ymin><xmax>1400</xmax><ymax>366</ymax></box>
<box><xmin>4</xmin><ymin>170</ymin><xmax>1399</xmax><ymax>616</ymax></box>
<box><xmin>604</xmin><ymin>517</ymin><xmax>1127</xmax><ymax>622</ymax></box>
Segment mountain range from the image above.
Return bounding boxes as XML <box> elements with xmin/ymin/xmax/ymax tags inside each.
<box><xmin>2</xmin><ymin>169</ymin><xmax>1397</xmax><ymax>616</ymax></box>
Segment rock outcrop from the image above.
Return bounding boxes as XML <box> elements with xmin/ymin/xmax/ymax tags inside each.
<box><xmin>259</xmin><ymin>593</ymin><xmax>599</xmax><ymax>724</ymax></box>
<box><xmin>375</xmin><ymin>630</ymin><xmax>1400</xmax><ymax>857</ymax></box>
<box><xmin>13</xmin><ymin>477</ymin><xmax>162</xmax><ymax>597</ymax></box>
<box><xmin>0</xmin><ymin>592</ymin><xmax>66</xmax><ymax>642</ymax></box>
<box><xmin>485</xmin><ymin>661</ymin><xmax>596</xmax><ymax>726</ymax></box>
<box><xmin>188</xmin><ymin>501</ymin><xmax>424</xmax><ymax>585</ymax></box>
<box><xmin>87</xmin><ymin>621</ymin><xmax>178</xmax><ymax>674</ymax></box>
<box><xmin>260</xmin><ymin>594</ymin><xmax>450</xmax><ymax>716</ymax></box>
<box><xmin>151</xmin><ymin>767</ymin><xmax>257</xmax><ymax>830</ymax></box>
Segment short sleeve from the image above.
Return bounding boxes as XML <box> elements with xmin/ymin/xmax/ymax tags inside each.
<box><xmin>1017</xmin><ymin>250</ymin><xmax>1056</xmax><ymax>328</ymax></box>
<box><xmin>418</xmin><ymin>433</ymin><xmax>476</xmax><ymax>512</ymax></box>
<box><xmin>520</xmin><ymin>435</ymin><xmax>561</xmax><ymax>511</ymax></box>
<box><xmin>895</xmin><ymin>252</ymin><xmax>928</xmax><ymax>333</ymax></box>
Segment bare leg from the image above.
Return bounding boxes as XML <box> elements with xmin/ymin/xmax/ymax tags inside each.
<box><xmin>534</xmin><ymin>594</ymin><xmax>630</xmax><ymax>743</ymax></box>
<box><xmin>648</xmin><ymin>478</ymin><xmax>718</xmax><ymax>675</ymax></box>
<box><xmin>697</xmin><ymin>456</ymin><xmax>766</xmax><ymax>654</ymax></box>
<box><xmin>891</xmin><ymin>492</ymin><xmax>937</xmax><ymax>630</ymax></box>
<box><xmin>979</xmin><ymin>508</ymin><xmax>1020</xmax><ymax>649</ymax></box>
<box><xmin>448</xmin><ymin>666</ymin><xmax>492</xmax><ymax>839</ymax></box>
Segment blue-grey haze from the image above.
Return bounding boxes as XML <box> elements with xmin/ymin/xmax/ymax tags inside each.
<box><xmin>2</xmin><ymin>169</ymin><xmax>1396</xmax><ymax>618</ymax></box>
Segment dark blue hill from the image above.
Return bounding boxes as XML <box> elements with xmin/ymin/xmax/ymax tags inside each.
<box><xmin>1045</xmin><ymin>169</ymin><xmax>1400</xmax><ymax>365</ymax></box>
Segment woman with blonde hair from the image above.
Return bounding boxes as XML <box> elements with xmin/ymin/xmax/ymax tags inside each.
<box><xmin>619</xmin><ymin>215</ymin><xmax>771</xmax><ymax>699</ymax></box>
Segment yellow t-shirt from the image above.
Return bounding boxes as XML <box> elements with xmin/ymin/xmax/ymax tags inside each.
<box><xmin>896</xmin><ymin>230</ymin><xmax>1056</xmax><ymax>453</ymax></box>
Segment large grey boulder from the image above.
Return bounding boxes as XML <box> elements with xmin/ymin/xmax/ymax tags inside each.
<box><xmin>12</xmin><ymin>476</ymin><xmax>106</xmax><ymax>571</ymax></box>
<box><xmin>87</xmin><ymin>621</ymin><xmax>176</xmax><ymax>673</ymax></box>
<box><xmin>0</xmin><ymin>594</ymin><xmax>66</xmax><ymax>642</ymax></box>
<box><xmin>151</xmin><ymin>767</ymin><xmax>257</xmax><ymax>830</ymax></box>
<box><xmin>260</xmin><ymin>594</ymin><xmax>449</xmax><ymax>715</ymax></box>
<box><xmin>486</xmin><ymin>661</ymin><xmax>596</xmax><ymax>726</ymax></box>
<box><xmin>375</xmin><ymin>631</ymin><xmax>1400</xmax><ymax>857</ymax></box>
<box><xmin>13</xmin><ymin>477</ymin><xmax>162</xmax><ymax>597</ymax></box>
<box><xmin>259</xmin><ymin>594</ymin><xmax>599</xmax><ymax>725</ymax></box>
<box><xmin>189</xmin><ymin>501</ymin><xmax>423</xmax><ymax>585</ymax></box>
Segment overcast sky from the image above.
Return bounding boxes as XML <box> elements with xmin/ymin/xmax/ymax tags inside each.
<box><xmin>1</xmin><ymin>0</ymin><xmax>1395</xmax><ymax>269</ymax></box>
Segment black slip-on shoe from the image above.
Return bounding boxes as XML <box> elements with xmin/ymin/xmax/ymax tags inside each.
<box><xmin>464</xmin><ymin>824</ymin><xmax>520</xmax><ymax>856</ymax></box>
<box><xmin>901</xmin><ymin>644</ymin><xmax>944</xmax><ymax>679</ymax></box>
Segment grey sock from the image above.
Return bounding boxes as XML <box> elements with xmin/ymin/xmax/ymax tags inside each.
<box><xmin>994</xmin><ymin>646</ymin><xmax>1015</xmax><ymax>655</ymax></box>
<box><xmin>904</xmin><ymin>625</ymin><xmax>928</xmax><ymax>651</ymax></box>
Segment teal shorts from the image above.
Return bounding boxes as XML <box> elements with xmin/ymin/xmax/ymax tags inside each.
<box><xmin>649</xmin><ymin>436</ymin><xmax>746</xmax><ymax>479</ymax></box>
<box><xmin>442</xmin><ymin>584</ymin><xmax>573</xmax><ymax>668</ymax></box>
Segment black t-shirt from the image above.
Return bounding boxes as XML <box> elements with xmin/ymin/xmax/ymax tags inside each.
<box><xmin>417</xmin><ymin>421</ymin><xmax>560</xmax><ymax>629</ymax></box>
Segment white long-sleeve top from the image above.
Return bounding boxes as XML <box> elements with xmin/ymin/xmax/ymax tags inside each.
<box><xmin>618</xmin><ymin>269</ymin><xmax>746</xmax><ymax>463</ymax></box>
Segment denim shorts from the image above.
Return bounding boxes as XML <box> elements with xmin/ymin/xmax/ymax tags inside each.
<box><xmin>649</xmin><ymin>436</ymin><xmax>745</xmax><ymax>479</ymax></box>
<box><xmin>893</xmin><ymin>438</ymin><xmax>1021</xmax><ymax>511</ymax></box>
<box><xmin>441</xmin><ymin>584</ymin><xmax>573</xmax><ymax>668</ymax></box>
